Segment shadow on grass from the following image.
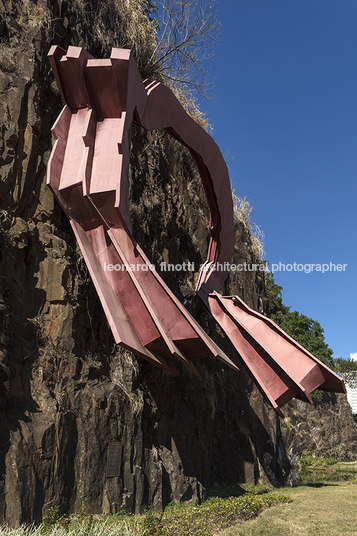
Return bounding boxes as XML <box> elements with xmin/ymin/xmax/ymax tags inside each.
<box><xmin>206</xmin><ymin>482</ymin><xmax>273</xmax><ymax>498</ymax></box>
<box><xmin>207</xmin><ymin>484</ymin><xmax>246</xmax><ymax>498</ymax></box>
<box><xmin>303</xmin><ymin>482</ymin><xmax>341</xmax><ymax>488</ymax></box>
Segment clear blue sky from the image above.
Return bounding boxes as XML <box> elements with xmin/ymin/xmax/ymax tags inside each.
<box><xmin>198</xmin><ymin>0</ymin><xmax>357</xmax><ymax>359</ymax></box>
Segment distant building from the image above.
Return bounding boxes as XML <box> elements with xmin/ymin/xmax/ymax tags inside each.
<box><xmin>345</xmin><ymin>353</ymin><xmax>357</xmax><ymax>414</ymax></box>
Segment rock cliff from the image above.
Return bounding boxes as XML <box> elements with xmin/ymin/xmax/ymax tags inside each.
<box><xmin>0</xmin><ymin>0</ymin><xmax>356</xmax><ymax>526</ymax></box>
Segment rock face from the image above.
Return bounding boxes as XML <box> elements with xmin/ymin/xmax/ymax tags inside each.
<box><xmin>0</xmin><ymin>0</ymin><xmax>356</xmax><ymax>527</ymax></box>
<box><xmin>282</xmin><ymin>393</ymin><xmax>357</xmax><ymax>464</ymax></box>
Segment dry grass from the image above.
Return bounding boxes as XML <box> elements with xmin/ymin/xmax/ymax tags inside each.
<box><xmin>0</xmin><ymin>521</ymin><xmax>144</xmax><ymax>535</ymax></box>
<box><xmin>171</xmin><ymin>85</ymin><xmax>209</xmax><ymax>129</ymax></box>
<box><xmin>232</xmin><ymin>190</ymin><xmax>265</xmax><ymax>260</ymax></box>
<box><xmin>110</xmin><ymin>0</ymin><xmax>210</xmax><ymax>128</ymax></box>
<box><xmin>19</xmin><ymin>1</ymin><xmax>51</xmax><ymax>28</ymax></box>
<box><xmin>216</xmin><ymin>482</ymin><xmax>357</xmax><ymax>536</ymax></box>
<box><xmin>85</xmin><ymin>0</ymin><xmax>158</xmax><ymax>78</ymax></box>
<box><xmin>71</xmin><ymin>0</ymin><xmax>210</xmax><ymax>128</ymax></box>
<box><xmin>0</xmin><ymin>46</ymin><xmax>18</xmax><ymax>73</ymax></box>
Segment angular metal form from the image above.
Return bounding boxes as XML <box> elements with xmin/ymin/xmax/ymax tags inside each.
<box><xmin>47</xmin><ymin>45</ymin><xmax>238</xmax><ymax>380</ymax></box>
<box><xmin>47</xmin><ymin>46</ymin><xmax>345</xmax><ymax>415</ymax></box>
<box><xmin>204</xmin><ymin>293</ymin><xmax>345</xmax><ymax>417</ymax></box>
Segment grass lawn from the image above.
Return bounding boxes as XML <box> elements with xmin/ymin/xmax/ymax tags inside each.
<box><xmin>216</xmin><ymin>481</ymin><xmax>357</xmax><ymax>536</ymax></box>
<box><xmin>2</xmin><ymin>476</ymin><xmax>357</xmax><ymax>535</ymax></box>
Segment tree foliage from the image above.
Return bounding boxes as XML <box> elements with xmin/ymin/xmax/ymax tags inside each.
<box><xmin>334</xmin><ymin>358</ymin><xmax>357</xmax><ymax>389</ymax></box>
<box><xmin>276</xmin><ymin>311</ymin><xmax>334</xmax><ymax>369</ymax></box>
<box><xmin>265</xmin><ymin>272</ymin><xmax>334</xmax><ymax>369</ymax></box>
<box><xmin>265</xmin><ymin>272</ymin><xmax>290</xmax><ymax>319</ymax></box>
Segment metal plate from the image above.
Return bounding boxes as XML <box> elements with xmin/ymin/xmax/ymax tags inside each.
<box><xmin>106</xmin><ymin>441</ymin><xmax>122</xmax><ymax>478</ymax></box>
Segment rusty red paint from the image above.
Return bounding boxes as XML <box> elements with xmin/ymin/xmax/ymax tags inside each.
<box><xmin>47</xmin><ymin>46</ymin><xmax>345</xmax><ymax>415</ymax></box>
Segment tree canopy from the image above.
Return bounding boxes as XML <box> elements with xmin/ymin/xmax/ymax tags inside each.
<box><xmin>276</xmin><ymin>310</ymin><xmax>335</xmax><ymax>369</ymax></box>
<box><xmin>265</xmin><ymin>272</ymin><xmax>334</xmax><ymax>369</ymax></box>
<box><xmin>334</xmin><ymin>358</ymin><xmax>357</xmax><ymax>389</ymax></box>
<box><xmin>265</xmin><ymin>272</ymin><xmax>290</xmax><ymax>319</ymax></box>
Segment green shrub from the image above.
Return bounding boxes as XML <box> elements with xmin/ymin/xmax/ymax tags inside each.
<box><xmin>0</xmin><ymin>489</ymin><xmax>292</xmax><ymax>536</ymax></box>
<box><xmin>300</xmin><ymin>456</ymin><xmax>338</xmax><ymax>468</ymax></box>
<box><xmin>138</xmin><ymin>492</ymin><xmax>292</xmax><ymax>536</ymax></box>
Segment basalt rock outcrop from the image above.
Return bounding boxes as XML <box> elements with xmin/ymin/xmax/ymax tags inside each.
<box><xmin>0</xmin><ymin>0</ymin><xmax>356</xmax><ymax>527</ymax></box>
<box><xmin>282</xmin><ymin>393</ymin><xmax>357</xmax><ymax>466</ymax></box>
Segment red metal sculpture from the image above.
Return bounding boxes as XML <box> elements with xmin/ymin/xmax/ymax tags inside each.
<box><xmin>47</xmin><ymin>46</ymin><xmax>345</xmax><ymax>416</ymax></box>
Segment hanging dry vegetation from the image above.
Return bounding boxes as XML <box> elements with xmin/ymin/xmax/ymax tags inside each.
<box><xmin>232</xmin><ymin>189</ymin><xmax>265</xmax><ymax>260</ymax></box>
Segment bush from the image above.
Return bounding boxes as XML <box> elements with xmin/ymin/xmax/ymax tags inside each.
<box><xmin>139</xmin><ymin>491</ymin><xmax>292</xmax><ymax>535</ymax></box>
<box><xmin>0</xmin><ymin>488</ymin><xmax>292</xmax><ymax>536</ymax></box>
<box><xmin>299</xmin><ymin>456</ymin><xmax>338</xmax><ymax>468</ymax></box>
